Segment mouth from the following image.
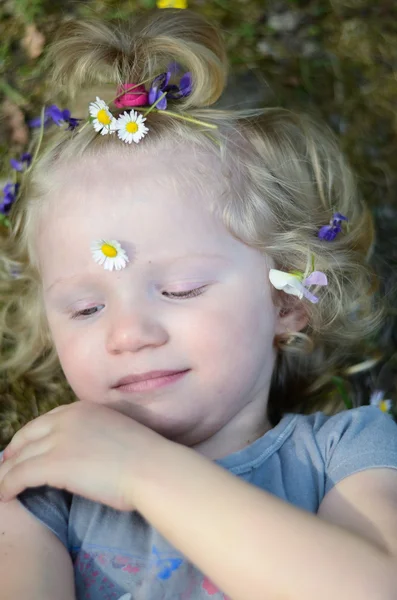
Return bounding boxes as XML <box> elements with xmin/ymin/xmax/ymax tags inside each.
<box><xmin>112</xmin><ymin>369</ymin><xmax>190</xmax><ymax>393</ymax></box>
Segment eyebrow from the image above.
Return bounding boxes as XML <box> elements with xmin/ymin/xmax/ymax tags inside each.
<box><xmin>168</xmin><ymin>253</ymin><xmax>231</xmax><ymax>264</ymax></box>
<box><xmin>45</xmin><ymin>252</ymin><xmax>231</xmax><ymax>293</ymax></box>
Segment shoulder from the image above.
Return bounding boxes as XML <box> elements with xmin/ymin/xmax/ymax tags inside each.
<box><xmin>292</xmin><ymin>405</ymin><xmax>397</xmax><ymax>452</ymax></box>
<box><xmin>309</xmin><ymin>405</ymin><xmax>397</xmax><ymax>458</ymax></box>
<box><xmin>291</xmin><ymin>406</ymin><xmax>397</xmax><ymax>493</ymax></box>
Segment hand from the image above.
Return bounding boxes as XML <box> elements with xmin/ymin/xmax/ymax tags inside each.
<box><xmin>0</xmin><ymin>401</ymin><xmax>164</xmax><ymax>511</ymax></box>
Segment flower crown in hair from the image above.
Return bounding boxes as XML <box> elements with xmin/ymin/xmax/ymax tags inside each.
<box><xmin>87</xmin><ymin>66</ymin><xmax>192</xmax><ymax>143</ymax></box>
<box><xmin>85</xmin><ymin>65</ymin><xmax>217</xmax><ymax>146</ymax></box>
<box><xmin>0</xmin><ymin>65</ymin><xmax>215</xmax><ymax>226</ymax></box>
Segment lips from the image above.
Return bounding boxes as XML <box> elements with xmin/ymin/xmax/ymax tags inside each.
<box><xmin>113</xmin><ymin>370</ymin><xmax>188</xmax><ymax>388</ymax></box>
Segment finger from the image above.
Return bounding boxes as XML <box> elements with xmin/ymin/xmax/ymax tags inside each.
<box><xmin>1</xmin><ymin>434</ymin><xmax>53</xmax><ymax>471</ymax></box>
<box><xmin>2</xmin><ymin>408</ymin><xmax>67</xmax><ymax>459</ymax></box>
<box><xmin>0</xmin><ymin>444</ymin><xmax>59</xmax><ymax>502</ymax></box>
<box><xmin>0</xmin><ymin>435</ymin><xmax>54</xmax><ymax>494</ymax></box>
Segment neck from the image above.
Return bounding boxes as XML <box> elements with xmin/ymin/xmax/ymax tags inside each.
<box><xmin>192</xmin><ymin>400</ymin><xmax>272</xmax><ymax>461</ymax></box>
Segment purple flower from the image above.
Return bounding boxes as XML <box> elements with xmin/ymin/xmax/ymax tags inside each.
<box><xmin>148</xmin><ymin>68</ymin><xmax>192</xmax><ymax>110</ymax></box>
<box><xmin>167</xmin><ymin>72</ymin><xmax>192</xmax><ymax>99</ymax></box>
<box><xmin>303</xmin><ymin>271</ymin><xmax>328</xmax><ymax>286</ymax></box>
<box><xmin>10</xmin><ymin>152</ymin><xmax>32</xmax><ymax>172</ymax></box>
<box><xmin>148</xmin><ymin>72</ymin><xmax>172</xmax><ymax>110</ymax></box>
<box><xmin>0</xmin><ymin>182</ymin><xmax>19</xmax><ymax>215</ymax></box>
<box><xmin>46</xmin><ymin>104</ymin><xmax>65</xmax><ymax>125</ymax></box>
<box><xmin>318</xmin><ymin>212</ymin><xmax>348</xmax><ymax>241</ymax></box>
<box><xmin>61</xmin><ymin>108</ymin><xmax>82</xmax><ymax>131</ymax></box>
<box><xmin>29</xmin><ymin>105</ymin><xmax>81</xmax><ymax>130</ymax></box>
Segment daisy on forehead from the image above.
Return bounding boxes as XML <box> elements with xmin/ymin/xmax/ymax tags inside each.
<box><xmin>1</xmin><ymin>10</ymin><xmax>379</xmax><ymax>459</ymax></box>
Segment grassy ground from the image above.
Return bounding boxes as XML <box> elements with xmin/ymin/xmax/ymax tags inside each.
<box><xmin>2</xmin><ymin>0</ymin><xmax>397</xmax><ymax>206</ymax></box>
<box><xmin>0</xmin><ymin>0</ymin><xmax>396</xmax><ymax>445</ymax></box>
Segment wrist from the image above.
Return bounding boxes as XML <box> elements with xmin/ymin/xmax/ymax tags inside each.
<box><xmin>122</xmin><ymin>423</ymin><xmax>179</xmax><ymax>510</ymax></box>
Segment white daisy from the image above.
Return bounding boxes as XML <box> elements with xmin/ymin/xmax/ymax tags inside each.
<box><xmin>88</xmin><ymin>97</ymin><xmax>118</xmax><ymax>135</ymax></box>
<box><xmin>91</xmin><ymin>240</ymin><xmax>129</xmax><ymax>271</ymax></box>
<box><xmin>116</xmin><ymin>110</ymin><xmax>149</xmax><ymax>144</ymax></box>
<box><xmin>370</xmin><ymin>390</ymin><xmax>392</xmax><ymax>413</ymax></box>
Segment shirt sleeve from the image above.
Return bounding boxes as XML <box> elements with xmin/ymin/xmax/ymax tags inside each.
<box><xmin>313</xmin><ymin>406</ymin><xmax>397</xmax><ymax>495</ymax></box>
<box><xmin>17</xmin><ymin>485</ymin><xmax>72</xmax><ymax>550</ymax></box>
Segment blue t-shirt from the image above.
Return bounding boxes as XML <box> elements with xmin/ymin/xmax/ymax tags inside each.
<box><xmin>10</xmin><ymin>406</ymin><xmax>397</xmax><ymax>599</ymax></box>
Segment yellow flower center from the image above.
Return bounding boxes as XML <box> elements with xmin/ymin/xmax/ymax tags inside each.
<box><xmin>101</xmin><ymin>243</ymin><xmax>118</xmax><ymax>258</ymax></box>
<box><xmin>126</xmin><ymin>121</ymin><xmax>139</xmax><ymax>134</ymax></box>
<box><xmin>379</xmin><ymin>400</ymin><xmax>389</xmax><ymax>412</ymax></box>
<box><xmin>97</xmin><ymin>109</ymin><xmax>111</xmax><ymax>126</ymax></box>
<box><xmin>157</xmin><ymin>0</ymin><xmax>187</xmax><ymax>7</ymax></box>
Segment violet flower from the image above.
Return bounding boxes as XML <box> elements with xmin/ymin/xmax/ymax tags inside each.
<box><xmin>167</xmin><ymin>72</ymin><xmax>192</xmax><ymax>99</ymax></box>
<box><xmin>148</xmin><ymin>72</ymin><xmax>172</xmax><ymax>110</ymax></box>
<box><xmin>10</xmin><ymin>152</ymin><xmax>32</xmax><ymax>172</ymax></box>
<box><xmin>0</xmin><ymin>182</ymin><xmax>19</xmax><ymax>215</ymax></box>
<box><xmin>61</xmin><ymin>108</ymin><xmax>81</xmax><ymax>131</ymax></box>
<box><xmin>148</xmin><ymin>69</ymin><xmax>192</xmax><ymax>110</ymax></box>
<box><xmin>318</xmin><ymin>212</ymin><xmax>348</xmax><ymax>241</ymax></box>
<box><xmin>29</xmin><ymin>105</ymin><xmax>81</xmax><ymax>130</ymax></box>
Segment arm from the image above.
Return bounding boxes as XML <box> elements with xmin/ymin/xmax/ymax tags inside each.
<box><xmin>0</xmin><ymin>498</ymin><xmax>76</xmax><ymax>600</ymax></box>
<box><xmin>130</xmin><ymin>439</ymin><xmax>397</xmax><ymax>600</ymax></box>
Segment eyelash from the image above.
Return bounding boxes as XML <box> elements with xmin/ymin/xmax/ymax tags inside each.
<box><xmin>71</xmin><ymin>306</ymin><xmax>103</xmax><ymax>319</ymax></box>
<box><xmin>71</xmin><ymin>287</ymin><xmax>206</xmax><ymax>319</ymax></box>
<box><xmin>163</xmin><ymin>286</ymin><xmax>206</xmax><ymax>299</ymax></box>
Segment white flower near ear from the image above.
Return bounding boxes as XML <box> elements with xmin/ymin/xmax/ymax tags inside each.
<box><xmin>269</xmin><ymin>270</ymin><xmax>306</xmax><ymax>299</ymax></box>
<box><xmin>117</xmin><ymin>595</ymin><xmax>132</xmax><ymax>600</ymax></box>
<box><xmin>269</xmin><ymin>269</ymin><xmax>327</xmax><ymax>304</ymax></box>
<box><xmin>91</xmin><ymin>240</ymin><xmax>129</xmax><ymax>271</ymax></box>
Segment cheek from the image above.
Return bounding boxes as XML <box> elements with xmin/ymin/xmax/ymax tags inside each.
<box><xmin>51</xmin><ymin>327</ymin><xmax>102</xmax><ymax>399</ymax></box>
<box><xmin>180</xmin><ymin>286</ymin><xmax>277</xmax><ymax>372</ymax></box>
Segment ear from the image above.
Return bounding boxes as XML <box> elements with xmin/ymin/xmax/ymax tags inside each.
<box><xmin>274</xmin><ymin>291</ymin><xmax>309</xmax><ymax>336</ymax></box>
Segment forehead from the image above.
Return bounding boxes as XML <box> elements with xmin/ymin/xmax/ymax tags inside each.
<box><xmin>36</xmin><ymin>145</ymin><xmax>240</xmax><ymax>279</ymax></box>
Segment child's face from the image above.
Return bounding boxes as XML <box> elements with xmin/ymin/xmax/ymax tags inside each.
<box><xmin>37</xmin><ymin>147</ymin><xmax>284</xmax><ymax>456</ymax></box>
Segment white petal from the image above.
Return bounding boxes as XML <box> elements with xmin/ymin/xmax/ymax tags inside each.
<box><xmin>370</xmin><ymin>390</ymin><xmax>384</xmax><ymax>406</ymax></box>
<box><xmin>284</xmin><ymin>283</ymin><xmax>304</xmax><ymax>299</ymax></box>
<box><xmin>269</xmin><ymin>269</ymin><xmax>297</xmax><ymax>289</ymax></box>
<box><xmin>108</xmin><ymin>240</ymin><xmax>121</xmax><ymax>250</ymax></box>
<box><xmin>269</xmin><ymin>269</ymin><xmax>304</xmax><ymax>299</ymax></box>
<box><xmin>104</xmin><ymin>258</ymin><xmax>113</xmax><ymax>271</ymax></box>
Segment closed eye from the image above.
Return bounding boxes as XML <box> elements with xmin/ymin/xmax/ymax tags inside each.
<box><xmin>163</xmin><ymin>286</ymin><xmax>207</xmax><ymax>299</ymax></box>
<box><xmin>71</xmin><ymin>305</ymin><xmax>104</xmax><ymax>319</ymax></box>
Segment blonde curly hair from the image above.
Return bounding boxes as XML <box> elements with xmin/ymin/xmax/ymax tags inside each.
<box><xmin>0</xmin><ymin>8</ymin><xmax>382</xmax><ymax>424</ymax></box>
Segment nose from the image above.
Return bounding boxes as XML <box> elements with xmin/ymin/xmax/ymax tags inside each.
<box><xmin>106</xmin><ymin>306</ymin><xmax>169</xmax><ymax>355</ymax></box>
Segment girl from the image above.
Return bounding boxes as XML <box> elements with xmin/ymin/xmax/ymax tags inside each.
<box><xmin>1</xmin><ymin>8</ymin><xmax>397</xmax><ymax>600</ymax></box>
